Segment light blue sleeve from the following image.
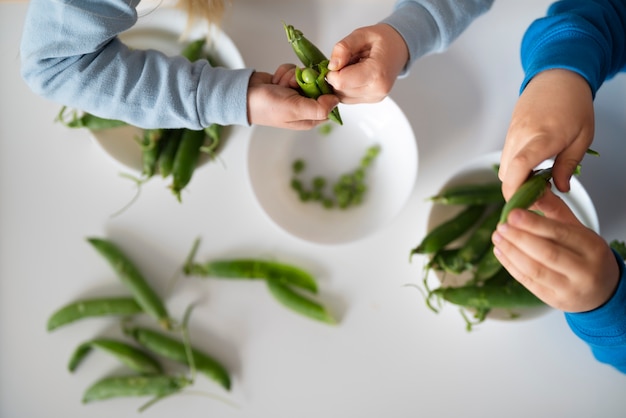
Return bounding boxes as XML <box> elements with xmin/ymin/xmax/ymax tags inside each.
<box><xmin>20</xmin><ymin>0</ymin><xmax>254</xmax><ymax>129</ymax></box>
<box><xmin>380</xmin><ymin>0</ymin><xmax>494</xmax><ymax>74</ymax></box>
<box><xmin>565</xmin><ymin>250</ymin><xmax>626</xmax><ymax>374</ymax></box>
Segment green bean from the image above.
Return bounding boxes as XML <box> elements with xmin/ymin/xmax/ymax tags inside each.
<box><xmin>157</xmin><ymin>129</ymin><xmax>184</xmax><ymax>178</ymax></box>
<box><xmin>87</xmin><ymin>237</ymin><xmax>172</xmax><ymax>330</ymax></box>
<box><xmin>82</xmin><ymin>374</ymin><xmax>189</xmax><ymax>404</ymax></box>
<box><xmin>170</xmin><ymin>128</ymin><xmax>206</xmax><ymax>202</ymax></box>
<box><xmin>124</xmin><ymin>326</ymin><xmax>231</xmax><ymax>391</ymax></box>
<box><xmin>429</xmin><ymin>182</ymin><xmax>504</xmax><ymax>205</ymax></box>
<box><xmin>411</xmin><ymin>205</ymin><xmax>487</xmax><ymax>256</ymax></box>
<box><xmin>68</xmin><ymin>338</ymin><xmax>163</xmax><ymax>375</ymax></box>
<box><xmin>266</xmin><ymin>279</ymin><xmax>336</xmax><ymax>325</ymax></box>
<box><xmin>499</xmin><ymin>167</ymin><xmax>553</xmax><ymax>224</ymax></box>
<box><xmin>47</xmin><ymin>297</ymin><xmax>142</xmax><ymax>331</ymax></box>
<box><xmin>283</xmin><ymin>23</ymin><xmax>327</xmax><ymax>68</ymax></box>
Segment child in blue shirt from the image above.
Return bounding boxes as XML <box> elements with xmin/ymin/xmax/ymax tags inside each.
<box><xmin>494</xmin><ymin>0</ymin><xmax>626</xmax><ymax>373</ymax></box>
<box><xmin>20</xmin><ymin>0</ymin><xmax>493</xmax><ymax>130</ymax></box>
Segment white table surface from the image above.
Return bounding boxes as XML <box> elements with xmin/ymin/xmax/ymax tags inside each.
<box><xmin>2</xmin><ymin>1</ymin><xmax>626</xmax><ymax>417</ymax></box>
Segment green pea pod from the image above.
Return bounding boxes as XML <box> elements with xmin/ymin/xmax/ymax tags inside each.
<box><xmin>266</xmin><ymin>279</ymin><xmax>336</xmax><ymax>325</ymax></box>
<box><xmin>316</xmin><ymin>60</ymin><xmax>342</xmax><ymax>125</ymax></box>
<box><xmin>431</xmin><ymin>270</ymin><xmax>544</xmax><ymax>310</ymax></box>
<box><xmin>171</xmin><ymin>129</ymin><xmax>206</xmax><ymax>202</ymax></box>
<box><xmin>69</xmin><ymin>338</ymin><xmax>163</xmax><ymax>375</ymax></box>
<box><xmin>429</xmin><ymin>182</ymin><xmax>504</xmax><ymax>205</ymax></box>
<box><xmin>157</xmin><ymin>129</ymin><xmax>184</xmax><ymax>178</ymax></box>
<box><xmin>47</xmin><ymin>297</ymin><xmax>143</xmax><ymax>331</ymax></box>
<box><xmin>87</xmin><ymin>237</ymin><xmax>172</xmax><ymax>330</ymax></box>
<box><xmin>181</xmin><ymin>38</ymin><xmax>206</xmax><ymax>61</ymax></box>
<box><xmin>82</xmin><ymin>375</ymin><xmax>189</xmax><ymax>404</ymax></box>
<box><xmin>412</xmin><ymin>205</ymin><xmax>487</xmax><ymax>256</ymax></box>
<box><xmin>457</xmin><ymin>203</ymin><xmax>504</xmax><ymax>266</ymax></box>
<box><xmin>296</xmin><ymin>67</ymin><xmax>323</xmax><ymax>98</ymax></box>
<box><xmin>186</xmin><ymin>258</ymin><xmax>318</xmax><ymax>293</ymax></box>
<box><xmin>427</xmin><ymin>248</ymin><xmax>466</xmax><ymax>274</ymax></box>
<box><xmin>500</xmin><ymin>167</ymin><xmax>553</xmax><ymax>224</ymax></box>
<box><xmin>140</xmin><ymin>128</ymin><xmax>165</xmax><ymax>178</ymax></box>
<box><xmin>56</xmin><ymin>106</ymin><xmax>128</xmax><ymax>130</ymax></box>
<box><xmin>125</xmin><ymin>326</ymin><xmax>231</xmax><ymax>391</ymax></box>
<box><xmin>283</xmin><ymin>23</ymin><xmax>327</xmax><ymax>67</ymax></box>
<box><xmin>472</xmin><ymin>243</ymin><xmax>503</xmax><ymax>283</ymax></box>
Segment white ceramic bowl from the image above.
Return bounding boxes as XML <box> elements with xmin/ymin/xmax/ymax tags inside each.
<box><xmin>247</xmin><ymin>97</ymin><xmax>418</xmax><ymax>245</ymax></box>
<box><xmin>90</xmin><ymin>7</ymin><xmax>245</xmax><ymax>173</ymax></box>
<box><xmin>424</xmin><ymin>151</ymin><xmax>599</xmax><ymax>321</ymax></box>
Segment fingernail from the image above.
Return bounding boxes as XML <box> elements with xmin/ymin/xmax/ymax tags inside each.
<box><xmin>492</xmin><ymin>231</ymin><xmax>502</xmax><ymax>244</ymax></box>
<box><xmin>328</xmin><ymin>59</ymin><xmax>338</xmax><ymax>71</ymax></box>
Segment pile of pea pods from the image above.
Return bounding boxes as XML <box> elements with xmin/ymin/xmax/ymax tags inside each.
<box><xmin>48</xmin><ymin>237</ymin><xmax>335</xmax><ymax>410</ymax></box>
<box><xmin>410</xmin><ymin>169</ymin><xmax>554</xmax><ymax>331</ymax></box>
<box><xmin>55</xmin><ymin>38</ymin><xmax>225</xmax><ymax>204</ymax></box>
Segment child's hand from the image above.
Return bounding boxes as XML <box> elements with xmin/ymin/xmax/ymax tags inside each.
<box><xmin>325</xmin><ymin>23</ymin><xmax>408</xmax><ymax>104</ymax></box>
<box><xmin>247</xmin><ymin>70</ymin><xmax>339</xmax><ymax>130</ymax></box>
<box><xmin>492</xmin><ymin>189</ymin><xmax>619</xmax><ymax>313</ymax></box>
<box><xmin>499</xmin><ymin>69</ymin><xmax>595</xmax><ymax>200</ymax></box>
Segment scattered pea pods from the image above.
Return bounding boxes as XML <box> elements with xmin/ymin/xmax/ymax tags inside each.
<box><xmin>47</xmin><ymin>297</ymin><xmax>142</xmax><ymax>331</ymax></box>
<box><xmin>87</xmin><ymin>237</ymin><xmax>172</xmax><ymax>330</ymax></box>
<box><xmin>68</xmin><ymin>338</ymin><xmax>163</xmax><ymax>375</ymax></box>
<box><xmin>124</xmin><ymin>325</ymin><xmax>231</xmax><ymax>391</ymax></box>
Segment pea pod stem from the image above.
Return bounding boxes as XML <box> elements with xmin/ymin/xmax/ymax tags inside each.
<box><xmin>283</xmin><ymin>22</ymin><xmax>327</xmax><ymax>67</ymax></box>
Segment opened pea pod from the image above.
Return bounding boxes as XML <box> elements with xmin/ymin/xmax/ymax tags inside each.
<box><xmin>284</xmin><ymin>23</ymin><xmax>342</xmax><ymax>125</ymax></box>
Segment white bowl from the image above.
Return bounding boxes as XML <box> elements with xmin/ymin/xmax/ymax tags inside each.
<box><xmin>246</xmin><ymin>97</ymin><xmax>418</xmax><ymax>245</ymax></box>
<box><xmin>90</xmin><ymin>7</ymin><xmax>245</xmax><ymax>173</ymax></box>
<box><xmin>424</xmin><ymin>151</ymin><xmax>599</xmax><ymax>321</ymax></box>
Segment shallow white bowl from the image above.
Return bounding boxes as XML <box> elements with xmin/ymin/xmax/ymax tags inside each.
<box><xmin>247</xmin><ymin>97</ymin><xmax>418</xmax><ymax>245</ymax></box>
<box><xmin>425</xmin><ymin>150</ymin><xmax>599</xmax><ymax>321</ymax></box>
<box><xmin>90</xmin><ymin>7</ymin><xmax>245</xmax><ymax>173</ymax></box>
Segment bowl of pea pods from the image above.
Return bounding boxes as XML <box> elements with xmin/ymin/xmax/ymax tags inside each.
<box><xmin>413</xmin><ymin>150</ymin><xmax>599</xmax><ymax>330</ymax></box>
<box><xmin>246</xmin><ymin>97</ymin><xmax>418</xmax><ymax>245</ymax></box>
<box><xmin>67</xmin><ymin>8</ymin><xmax>246</xmax><ymax>201</ymax></box>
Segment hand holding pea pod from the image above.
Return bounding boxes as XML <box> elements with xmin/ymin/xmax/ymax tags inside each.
<box><xmin>284</xmin><ymin>23</ymin><xmax>342</xmax><ymax>125</ymax></box>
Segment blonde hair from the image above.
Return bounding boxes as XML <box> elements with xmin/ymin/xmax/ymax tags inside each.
<box><xmin>176</xmin><ymin>0</ymin><xmax>226</xmax><ymax>30</ymax></box>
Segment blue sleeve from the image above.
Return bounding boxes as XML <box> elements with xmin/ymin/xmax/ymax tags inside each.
<box><xmin>380</xmin><ymin>0</ymin><xmax>494</xmax><ymax>75</ymax></box>
<box><xmin>20</xmin><ymin>0</ymin><xmax>254</xmax><ymax>129</ymax></box>
<box><xmin>520</xmin><ymin>0</ymin><xmax>626</xmax><ymax>95</ymax></box>
<box><xmin>565</xmin><ymin>250</ymin><xmax>626</xmax><ymax>374</ymax></box>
